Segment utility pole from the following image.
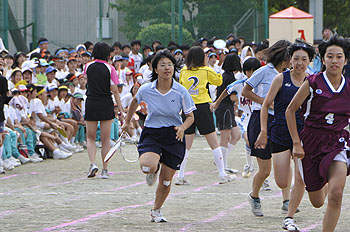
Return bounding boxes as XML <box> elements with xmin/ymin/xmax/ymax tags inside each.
<box><xmin>99</xmin><ymin>0</ymin><xmax>103</xmax><ymax>41</ymax></box>
<box><xmin>171</xmin><ymin>0</ymin><xmax>175</xmax><ymax>42</ymax></box>
<box><xmin>264</xmin><ymin>0</ymin><xmax>268</xmax><ymax>39</ymax></box>
<box><xmin>309</xmin><ymin>0</ymin><xmax>323</xmax><ymax>40</ymax></box>
<box><xmin>178</xmin><ymin>0</ymin><xmax>183</xmax><ymax>45</ymax></box>
<box><xmin>0</xmin><ymin>0</ymin><xmax>9</xmax><ymax>48</ymax></box>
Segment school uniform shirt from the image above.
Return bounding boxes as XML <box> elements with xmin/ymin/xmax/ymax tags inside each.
<box><xmin>180</xmin><ymin>66</ymin><xmax>223</xmax><ymax>104</ymax></box>
<box><xmin>121</xmin><ymin>92</ymin><xmax>133</xmax><ymax>109</ymax></box>
<box><xmin>135</xmin><ymin>80</ymin><xmax>196</xmax><ymax>128</ymax></box>
<box><xmin>46</xmin><ymin>97</ymin><xmax>60</xmax><ymax>117</ymax></box>
<box><xmin>246</xmin><ymin>63</ymin><xmax>278</xmax><ymax>115</ymax></box>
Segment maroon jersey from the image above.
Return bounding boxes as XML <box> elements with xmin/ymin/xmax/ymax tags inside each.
<box><xmin>302</xmin><ymin>72</ymin><xmax>350</xmax><ymax>132</ymax></box>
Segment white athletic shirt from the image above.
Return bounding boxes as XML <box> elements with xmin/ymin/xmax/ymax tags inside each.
<box><xmin>226</xmin><ymin>78</ymin><xmax>253</xmax><ymax>116</ymax></box>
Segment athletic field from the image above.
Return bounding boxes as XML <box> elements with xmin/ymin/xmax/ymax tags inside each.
<box><xmin>1</xmin><ymin>136</ymin><xmax>350</xmax><ymax>231</ymax></box>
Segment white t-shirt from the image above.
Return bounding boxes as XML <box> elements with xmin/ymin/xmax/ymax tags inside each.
<box><xmin>29</xmin><ymin>98</ymin><xmax>47</xmax><ymax>122</ymax></box>
<box><xmin>129</xmin><ymin>52</ymin><xmax>143</xmax><ymax>73</ymax></box>
<box><xmin>121</xmin><ymin>93</ymin><xmax>133</xmax><ymax>109</ymax></box>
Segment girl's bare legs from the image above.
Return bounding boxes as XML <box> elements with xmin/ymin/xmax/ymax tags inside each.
<box><xmin>86</xmin><ymin>121</ymin><xmax>98</xmax><ymax>164</ymax></box>
<box><xmin>100</xmin><ymin>120</ymin><xmax>113</xmax><ymax>170</ymax></box>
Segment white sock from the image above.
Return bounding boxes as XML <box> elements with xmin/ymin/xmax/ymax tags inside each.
<box><xmin>245</xmin><ymin>144</ymin><xmax>253</xmax><ymax>167</ymax></box>
<box><xmin>212</xmin><ymin>147</ymin><xmax>225</xmax><ymax>177</ymax></box>
<box><xmin>228</xmin><ymin>142</ymin><xmax>235</xmax><ymax>155</ymax></box>
<box><xmin>0</xmin><ymin>146</ymin><xmax>3</xmax><ymax>165</ymax></box>
<box><xmin>71</xmin><ymin>137</ymin><xmax>76</xmax><ymax>144</ymax></box>
<box><xmin>136</xmin><ymin>127</ymin><xmax>142</xmax><ymax>135</ymax></box>
<box><xmin>220</xmin><ymin>146</ymin><xmax>228</xmax><ymax>169</ymax></box>
<box><xmin>177</xmin><ymin>150</ymin><xmax>189</xmax><ymax>178</ymax></box>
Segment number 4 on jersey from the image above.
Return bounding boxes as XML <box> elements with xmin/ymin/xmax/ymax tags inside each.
<box><xmin>325</xmin><ymin>113</ymin><xmax>334</xmax><ymax>124</ymax></box>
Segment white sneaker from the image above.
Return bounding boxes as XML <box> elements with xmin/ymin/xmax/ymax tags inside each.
<box><xmin>282</xmin><ymin>217</ymin><xmax>300</xmax><ymax>231</ymax></box>
<box><xmin>0</xmin><ymin>166</ymin><xmax>5</xmax><ymax>174</ymax></box>
<box><xmin>146</xmin><ymin>173</ymin><xmax>157</xmax><ymax>186</ymax></box>
<box><xmin>81</xmin><ymin>141</ymin><xmax>87</xmax><ymax>148</ymax></box>
<box><xmin>174</xmin><ymin>177</ymin><xmax>190</xmax><ymax>185</ymax></box>
<box><xmin>225</xmin><ymin>168</ymin><xmax>239</xmax><ymax>174</ymax></box>
<box><xmin>9</xmin><ymin>157</ymin><xmax>21</xmax><ymax>167</ymax></box>
<box><xmin>88</xmin><ymin>163</ymin><xmax>98</xmax><ymax>178</ymax></box>
<box><xmin>32</xmin><ymin>154</ymin><xmax>43</xmax><ymax>162</ymax></box>
<box><xmin>53</xmin><ymin>149</ymin><xmax>68</xmax><ymax>160</ymax></box>
<box><xmin>262</xmin><ymin>179</ymin><xmax>271</xmax><ymax>191</ymax></box>
<box><xmin>219</xmin><ymin>174</ymin><xmax>236</xmax><ymax>184</ymax></box>
<box><xmin>110</xmin><ymin>139</ymin><xmax>117</xmax><ymax>147</ymax></box>
<box><xmin>3</xmin><ymin>159</ymin><xmax>14</xmax><ymax>170</ymax></box>
<box><xmin>95</xmin><ymin>141</ymin><xmax>102</xmax><ymax>148</ymax></box>
<box><xmin>101</xmin><ymin>169</ymin><xmax>109</xmax><ymax>179</ymax></box>
<box><xmin>58</xmin><ymin>145</ymin><xmax>70</xmax><ymax>153</ymax></box>
<box><xmin>151</xmin><ymin>209</ymin><xmax>167</xmax><ymax>223</ymax></box>
<box><xmin>242</xmin><ymin>164</ymin><xmax>254</xmax><ymax>178</ymax></box>
<box><xmin>247</xmin><ymin>192</ymin><xmax>264</xmax><ymax>217</ymax></box>
<box><xmin>61</xmin><ymin>142</ymin><xmax>75</xmax><ymax>152</ymax></box>
<box><xmin>18</xmin><ymin>154</ymin><xmax>30</xmax><ymax>164</ymax></box>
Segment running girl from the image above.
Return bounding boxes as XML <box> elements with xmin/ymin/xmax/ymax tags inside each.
<box><xmin>254</xmin><ymin>42</ymin><xmax>315</xmax><ymax>230</ymax></box>
<box><xmin>286</xmin><ymin>36</ymin><xmax>350</xmax><ymax>232</ymax></box>
<box><xmin>122</xmin><ymin>51</ymin><xmax>195</xmax><ymax>222</ymax></box>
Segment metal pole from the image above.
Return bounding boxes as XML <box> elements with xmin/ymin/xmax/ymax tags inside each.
<box><xmin>99</xmin><ymin>0</ymin><xmax>103</xmax><ymax>41</ymax></box>
<box><xmin>2</xmin><ymin>0</ymin><xmax>9</xmax><ymax>48</ymax></box>
<box><xmin>24</xmin><ymin>0</ymin><xmax>27</xmax><ymax>44</ymax></box>
<box><xmin>264</xmin><ymin>0</ymin><xmax>268</xmax><ymax>39</ymax></box>
<box><xmin>178</xmin><ymin>0</ymin><xmax>183</xmax><ymax>45</ymax></box>
<box><xmin>309</xmin><ymin>0</ymin><xmax>323</xmax><ymax>40</ymax></box>
<box><xmin>171</xmin><ymin>0</ymin><xmax>175</xmax><ymax>42</ymax></box>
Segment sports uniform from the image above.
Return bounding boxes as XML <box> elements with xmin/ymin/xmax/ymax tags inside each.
<box><xmin>246</xmin><ymin>63</ymin><xmax>277</xmax><ymax>160</ymax></box>
<box><xmin>136</xmin><ymin>80</ymin><xmax>196</xmax><ymax>170</ymax></box>
<box><xmin>270</xmin><ymin>70</ymin><xmax>304</xmax><ymax>153</ymax></box>
<box><xmin>84</xmin><ymin>59</ymin><xmax>119</xmax><ymax>121</ymax></box>
<box><xmin>300</xmin><ymin>72</ymin><xmax>350</xmax><ymax>192</ymax></box>
<box><xmin>180</xmin><ymin>66</ymin><xmax>222</xmax><ymax>135</ymax></box>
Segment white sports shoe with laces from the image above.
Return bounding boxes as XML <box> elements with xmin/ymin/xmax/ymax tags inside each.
<box><xmin>282</xmin><ymin>217</ymin><xmax>299</xmax><ymax>231</ymax></box>
<box><xmin>151</xmin><ymin>209</ymin><xmax>167</xmax><ymax>223</ymax></box>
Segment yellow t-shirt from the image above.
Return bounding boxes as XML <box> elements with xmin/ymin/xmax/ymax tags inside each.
<box><xmin>179</xmin><ymin>66</ymin><xmax>222</xmax><ymax>104</ymax></box>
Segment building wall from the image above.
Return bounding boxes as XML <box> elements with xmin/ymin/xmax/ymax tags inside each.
<box><xmin>7</xmin><ymin>0</ymin><xmax>128</xmax><ymax>55</ymax></box>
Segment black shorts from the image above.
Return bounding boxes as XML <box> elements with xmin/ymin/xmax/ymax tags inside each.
<box><xmin>138</xmin><ymin>126</ymin><xmax>185</xmax><ymax>170</ymax></box>
<box><xmin>247</xmin><ymin>110</ymin><xmax>274</xmax><ymax>160</ymax></box>
<box><xmin>270</xmin><ymin>141</ymin><xmax>291</xmax><ymax>153</ymax></box>
<box><xmin>215</xmin><ymin>103</ymin><xmax>237</xmax><ymax>130</ymax></box>
<box><xmin>185</xmin><ymin>103</ymin><xmax>215</xmax><ymax>135</ymax></box>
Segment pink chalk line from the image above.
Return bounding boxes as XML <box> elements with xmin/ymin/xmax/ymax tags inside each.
<box><xmin>0</xmin><ymin>172</ymin><xmax>39</xmax><ymax>180</ymax></box>
<box><xmin>0</xmin><ymin>210</ymin><xmax>16</xmax><ymax>219</ymax></box>
<box><xmin>35</xmin><ymin>172</ymin><xmax>223</xmax><ymax>232</ymax></box>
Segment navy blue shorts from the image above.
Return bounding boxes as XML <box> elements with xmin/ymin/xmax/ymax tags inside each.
<box><xmin>138</xmin><ymin>126</ymin><xmax>186</xmax><ymax>170</ymax></box>
<box><xmin>0</xmin><ymin>121</ymin><xmax>4</xmax><ymax>133</ymax></box>
<box><xmin>247</xmin><ymin>110</ymin><xmax>274</xmax><ymax>160</ymax></box>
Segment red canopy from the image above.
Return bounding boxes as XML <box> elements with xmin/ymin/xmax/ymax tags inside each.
<box><xmin>270</xmin><ymin>6</ymin><xmax>313</xmax><ymax>19</ymax></box>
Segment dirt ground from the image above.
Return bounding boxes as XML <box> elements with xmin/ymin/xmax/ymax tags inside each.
<box><xmin>1</xmin><ymin>136</ymin><xmax>350</xmax><ymax>232</ymax></box>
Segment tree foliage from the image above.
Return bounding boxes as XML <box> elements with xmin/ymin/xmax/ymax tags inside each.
<box><xmin>111</xmin><ymin>0</ymin><xmax>255</xmax><ymax>43</ymax></box>
<box><xmin>136</xmin><ymin>23</ymin><xmax>193</xmax><ymax>47</ymax></box>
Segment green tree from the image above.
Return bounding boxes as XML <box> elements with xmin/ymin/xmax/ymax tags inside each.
<box><xmin>111</xmin><ymin>0</ymin><xmax>256</xmax><ymax>43</ymax></box>
<box><xmin>136</xmin><ymin>23</ymin><xmax>193</xmax><ymax>46</ymax></box>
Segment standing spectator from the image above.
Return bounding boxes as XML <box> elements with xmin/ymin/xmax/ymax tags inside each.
<box><xmin>322</xmin><ymin>28</ymin><xmax>333</xmax><ymax>42</ymax></box>
<box><xmin>0</xmin><ymin>73</ymin><xmax>8</xmax><ymax>173</ymax></box>
<box><xmin>130</xmin><ymin>40</ymin><xmax>143</xmax><ymax>73</ymax></box>
<box><xmin>84</xmin><ymin>42</ymin><xmax>123</xmax><ymax>179</ymax></box>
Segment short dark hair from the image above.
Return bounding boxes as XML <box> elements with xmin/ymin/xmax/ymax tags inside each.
<box><xmin>243</xmin><ymin>57</ymin><xmax>261</xmax><ymax>74</ymax></box>
<box><xmin>155</xmin><ymin>45</ymin><xmax>165</xmax><ymax>52</ymax></box>
<box><xmin>186</xmin><ymin>46</ymin><xmax>204</xmax><ymax>69</ymax></box>
<box><xmin>222</xmin><ymin>53</ymin><xmax>242</xmax><ymax>72</ymax></box>
<box><xmin>121</xmin><ymin>44</ymin><xmax>131</xmax><ymax>50</ymax></box>
<box><xmin>142</xmin><ymin>45</ymin><xmax>152</xmax><ymax>52</ymax></box>
<box><xmin>180</xmin><ymin>44</ymin><xmax>190</xmax><ymax>51</ymax></box>
<box><xmin>151</xmin><ymin>51</ymin><xmax>178</xmax><ymax>82</ymax></box>
<box><xmin>131</xmin><ymin>40</ymin><xmax>141</xmax><ymax>47</ymax></box>
<box><xmin>152</xmin><ymin>40</ymin><xmax>162</xmax><ymax>48</ymax></box>
<box><xmin>319</xmin><ymin>35</ymin><xmax>350</xmax><ymax>60</ymax></box>
<box><xmin>84</xmin><ymin>41</ymin><xmax>94</xmax><ymax>50</ymax></box>
<box><xmin>38</xmin><ymin>37</ymin><xmax>48</xmax><ymax>45</ymax></box>
<box><xmin>92</xmin><ymin>42</ymin><xmax>111</xmax><ymax>61</ymax></box>
<box><xmin>288</xmin><ymin>42</ymin><xmax>316</xmax><ymax>62</ymax></box>
<box><xmin>112</xmin><ymin>42</ymin><xmax>122</xmax><ymax>49</ymax></box>
<box><xmin>264</xmin><ymin>40</ymin><xmax>291</xmax><ymax>68</ymax></box>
